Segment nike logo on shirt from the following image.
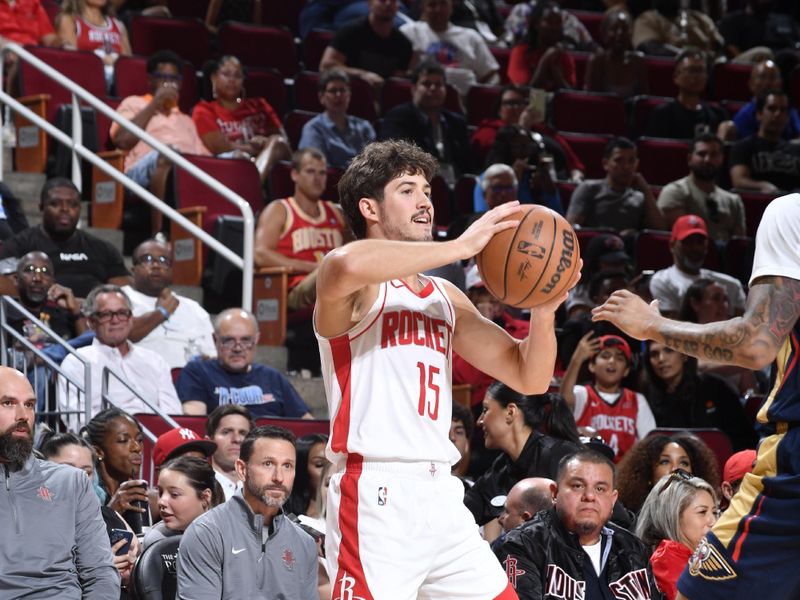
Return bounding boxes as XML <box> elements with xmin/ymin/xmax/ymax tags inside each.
<box><xmin>232</xmin><ymin>547</ymin><xmax>246</xmax><ymax>555</ymax></box>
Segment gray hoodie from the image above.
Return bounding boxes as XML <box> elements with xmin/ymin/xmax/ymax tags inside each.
<box><xmin>177</xmin><ymin>491</ymin><xmax>318</xmax><ymax>600</ymax></box>
<box><xmin>0</xmin><ymin>455</ymin><xmax>120</xmax><ymax>599</ymax></box>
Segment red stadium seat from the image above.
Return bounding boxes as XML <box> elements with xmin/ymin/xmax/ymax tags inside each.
<box><xmin>634</xmin><ymin>228</ymin><xmax>720</xmax><ymax>273</ymax></box>
<box><xmin>735</xmin><ymin>189</ymin><xmax>777</xmax><ymax>238</ymax></box>
<box><xmin>431</xmin><ymin>174</ymin><xmax>453</xmax><ymax>227</ymax></box>
<box><xmin>243</xmin><ymin>68</ymin><xmax>289</xmax><ymax>119</ymax></box>
<box><xmin>283</xmin><ymin>109</ymin><xmax>318</xmax><ymax>150</ymax></box>
<box><xmin>575</xmin><ymin>227</ymin><xmax>616</xmax><ymax>258</ymax></box>
<box><xmin>303</xmin><ymin>29</ymin><xmax>334</xmax><ymax>71</ymax></box>
<box><xmin>569</xmin><ymin>51</ymin><xmax>591</xmax><ymax>89</ymax></box>
<box><xmin>490</xmin><ymin>46</ymin><xmax>511</xmax><ymax>84</ymax></box>
<box><xmin>130</xmin><ymin>16</ymin><xmax>210</xmax><ymax>68</ymax></box>
<box><xmin>630</xmin><ymin>95</ymin><xmax>671</xmax><ymax>137</ymax></box>
<box><xmin>636</xmin><ymin>137</ymin><xmax>690</xmax><ymax>186</ymax></box>
<box><xmin>465</xmin><ymin>84</ymin><xmax>503</xmax><ymax>126</ymax></box>
<box><xmin>218</xmin><ymin>23</ymin><xmax>299</xmax><ymax>78</ymax></box>
<box><xmin>644</xmin><ymin>57</ymin><xmax>678</xmax><ymax>97</ymax></box>
<box><xmin>712</xmin><ymin>62</ymin><xmax>752</xmax><ymax>102</ymax></box>
<box><xmin>294</xmin><ymin>70</ymin><xmax>377</xmax><ymax>121</ymax></box>
<box><xmin>570</xmin><ymin>10</ymin><xmax>603</xmax><ymax>42</ymax></box>
<box><xmin>558</xmin><ymin>132</ymin><xmax>612</xmax><ymax>179</ymax></box>
<box><xmin>552</xmin><ymin>90</ymin><xmax>628</xmax><ymax>135</ymax></box>
<box><xmin>113</xmin><ymin>55</ymin><xmax>198</xmax><ymax>115</ymax></box>
<box><xmin>648</xmin><ymin>427</ymin><xmax>733</xmax><ymax>474</ymax></box>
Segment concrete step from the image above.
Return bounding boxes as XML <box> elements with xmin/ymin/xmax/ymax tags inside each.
<box><xmin>287</xmin><ymin>374</ymin><xmax>328</xmax><ymax>419</ymax></box>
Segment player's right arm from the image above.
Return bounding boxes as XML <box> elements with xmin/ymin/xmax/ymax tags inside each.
<box><xmin>592</xmin><ymin>276</ymin><xmax>800</xmax><ymax>370</ymax></box>
<box><xmin>314</xmin><ymin>202</ymin><xmax>522</xmax><ymax>338</ymax></box>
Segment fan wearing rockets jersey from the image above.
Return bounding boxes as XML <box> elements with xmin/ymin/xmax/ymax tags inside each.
<box><xmin>314</xmin><ymin>139</ymin><xmax>581</xmax><ymax>600</ymax></box>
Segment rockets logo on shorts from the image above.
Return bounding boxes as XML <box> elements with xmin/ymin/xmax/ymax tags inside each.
<box><xmin>688</xmin><ymin>537</ymin><xmax>737</xmax><ymax>581</ymax></box>
<box><xmin>608</xmin><ymin>569</ymin><xmax>654</xmax><ymax>599</ymax></box>
<box><xmin>545</xmin><ymin>564</ymin><xmax>585</xmax><ymax>600</ymax></box>
<box><xmin>335</xmin><ymin>572</ymin><xmax>368</xmax><ymax>600</ymax></box>
<box><xmin>503</xmin><ymin>556</ymin><xmax>527</xmax><ymax>589</ymax></box>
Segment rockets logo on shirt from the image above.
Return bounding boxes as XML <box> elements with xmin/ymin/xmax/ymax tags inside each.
<box><xmin>379</xmin><ymin>310</ymin><xmax>453</xmax><ymax>358</ymax></box>
<box><xmin>504</xmin><ymin>556</ymin><xmax>527</xmax><ymax>589</ymax></box>
<box><xmin>282</xmin><ymin>548</ymin><xmax>296</xmax><ymax>570</ymax></box>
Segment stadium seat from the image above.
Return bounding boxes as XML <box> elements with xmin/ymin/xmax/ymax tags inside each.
<box><xmin>636</xmin><ymin>137</ymin><xmax>689</xmax><ymax>186</ymax></box>
<box><xmin>735</xmin><ymin>189</ymin><xmax>776</xmax><ymax>237</ymax></box>
<box><xmin>130</xmin><ymin>16</ymin><xmax>210</xmax><ymax>68</ymax></box>
<box><xmin>575</xmin><ymin>227</ymin><xmax>616</xmax><ymax>258</ymax></box>
<box><xmin>170</xmin><ymin>155</ymin><xmax>264</xmax><ymax>286</ymax></box>
<box><xmin>568</xmin><ymin>51</ymin><xmax>591</xmax><ymax>89</ymax></box>
<box><xmin>644</xmin><ymin>57</ymin><xmax>678</xmax><ymax>97</ymax></box>
<box><xmin>431</xmin><ymin>174</ymin><xmax>453</xmax><ymax>228</ymax></box>
<box><xmin>634</xmin><ymin>228</ymin><xmax>720</xmax><ymax>273</ymax></box>
<box><xmin>552</xmin><ymin>91</ymin><xmax>628</xmax><ymax>135</ymax></box>
<box><xmin>293</xmin><ymin>70</ymin><xmax>377</xmax><ymax>121</ymax></box>
<box><xmin>648</xmin><ymin>427</ymin><xmax>733</xmax><ymax>474</ymax></box>
<box><xmin>630</xmin><ymin>95</ymin><xmax>671</xmax><ymax>138</ymax></box>
<box><xmin>283</xmin><ymin>109</ymin><xmax>318</xmax><ymax>150</ymax></box>
<box><xmin>130</xmin><ymin>535</ymin><xmax>182</xmax><ymax>600</ymax></box>
<box><xmin>712</xmin><ymin>62</ymin><xmax>752</xmax><ymax>102</ymax></box>
<box><xmin>465</xmin><ymin>84</ymin><xmax>503</xmax><ymax>126</ymax></box>
<box><xmin>558</xmin><ymin>132</ymin><xmax>612</xmax><ymax>179</ymax></box>
<box><xmin>454</xmin><ymin>174</ymin><xmax>478</xmax><ymax>215</ymax></box>
<box><xmin>218</xmin><ymin>23</ymin><xmax>298</xmax><ymax>78</ymax></box>
<box><xmin>113</xmin><ymin>55</ymin><xmax>198</xmax><ymax>115</ymax></box>
<box><xmin>743</xmin><ymin>392</ymin><xmax>765</xmax><ymax>425</ymax></box>
<box><xmin>167</xmin><ymin>0</ymin><xmax>209</xmax><ymax>19</ymax></box>
<box><xmin>302</xmin><ymin>29</ymin><xmax>334</xmax><ymax>71</ymax></box>
<box><xmin>243</xmin><ymin>67</ymin><xmax>289</xmax><ymax>120</ymax></box>
<box><xmin>490</xmin><ymin>46</ymin><xmax>511</xmax><ymax>84</ymax></box>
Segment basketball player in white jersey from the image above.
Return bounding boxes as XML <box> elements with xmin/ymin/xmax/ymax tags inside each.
<box><xmin>314</xmin><ymin>140</ymin><xmax>580</xmax><ymax>600</ymax></box>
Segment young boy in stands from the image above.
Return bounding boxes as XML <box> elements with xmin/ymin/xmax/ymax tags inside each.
<box><xmin>560</xmin><ymin>333</ymin><xmax>655</xmax><ymax>461</ymax></box>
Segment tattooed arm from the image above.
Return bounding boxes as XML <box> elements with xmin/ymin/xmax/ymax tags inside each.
<box><xmin>591</xmin><ymin>277</ymin><xmax>800</xmax><ymax>370</ymax></box>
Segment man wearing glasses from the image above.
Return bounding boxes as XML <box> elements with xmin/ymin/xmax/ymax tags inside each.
<box><xmin>122</xmin><ymin>238</ymin><xmax>216</xmax><ymax>370</ymax></box>
<box><xmin>57</xmin><ymin>284</ymin><xmax>182</xmax><ymax>431</ymax></box>
<box><xmin>177</xmin><ymin>308</ymin><xmax>312</xmax><ymax>419</ymax></box>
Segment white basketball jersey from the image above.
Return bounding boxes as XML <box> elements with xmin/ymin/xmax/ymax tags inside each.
<box><xmin>316</xmin><ymin>276</ymin><xmax>461</xmax><ymax>465</ymax></box>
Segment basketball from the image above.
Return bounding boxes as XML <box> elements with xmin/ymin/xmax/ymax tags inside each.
<box><xmin>476</xmin><ymin>205</ymin><xmax>580</xmax><ymax>309</ymax></box>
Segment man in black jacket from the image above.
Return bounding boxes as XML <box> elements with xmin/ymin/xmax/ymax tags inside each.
<box><xmin>496</xmin><ymin>450</ymin><xmax>661</xmax><ymax>600</ymax></box>
<box><xmin>379</xmin><ymin>59</ymin><xmax>473</xmax><ymax>186</ymax></box>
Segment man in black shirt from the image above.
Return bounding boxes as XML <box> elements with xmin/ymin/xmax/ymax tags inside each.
<box><xmin>319</xmin><ymin>0</ymin><xmax>415</xmax><ymax>87</ymax></box>
<box><xmin>645</xmin><ymin>49</ymin><xmax>727</xmax><ymax>140</ymax></box>
<box><xmin>0</xmin><ymin>178</ymin><xmax>130</xmax><ymax>298</ymax></box>
<box><xmin>730</xmin><ymin>90</ymin><xmax>800</xmax><ymax>193</ymax></box>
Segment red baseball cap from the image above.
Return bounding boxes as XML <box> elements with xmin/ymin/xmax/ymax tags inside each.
<box><xmin>723</xmin><ymin>449</ymin><xmax>757</xmax><ymax>484</ymax></box>
<box><xmin>153</xmin><ymin>427</ymin><xmax>217</xmax><ymax>468</ymax></box>
<box><xmin>671</xmin><ymin>215</ymin><xmax>708</xmax><ymax>242</ymax></box>
<box><xmin>593</xmin><ymin>335</ymin><xmax>632</xmax><ymax>363</ymax></box>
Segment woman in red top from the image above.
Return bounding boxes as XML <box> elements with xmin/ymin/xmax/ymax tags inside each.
<box><xmin>57</xmin><ymin>0</ymin><xmax>131</xmax><ymax>88</ymax></box>
<box><xmin>192</xmin><ymin>55</ymin><xmax>290</xmax><ymax>183</ymax></box>
<box><xmin>635</xmin><ymin>470</ymin><xmax>719</xmax><ymax>600</ymax></box>
<box><xmin>507</xmin><ymin>1</ymin><xmax>576</xmax><ymax>90</ymax></box>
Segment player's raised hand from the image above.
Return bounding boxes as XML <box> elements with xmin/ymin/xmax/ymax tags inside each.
<box><xmin>530</xmin><ymin>258</ymin><xmax>582</xmax><ymax>316</ymax></box>
<box><xmin>592</xmin><ymin>289</ymin><xmax>661</xmax><ymax>341</ymax></box>
<box><xmin>457</xmin><ymin>201</ymin><xmax>521</xmax><ymax>259</ymax></box>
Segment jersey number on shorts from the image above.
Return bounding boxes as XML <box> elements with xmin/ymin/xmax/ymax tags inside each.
<box><xmin>416</xmin><ymin>361</ymin><xmax>440</xmax><ymax>420</ymax></box>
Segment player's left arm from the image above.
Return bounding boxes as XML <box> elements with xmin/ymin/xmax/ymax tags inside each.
<box><xmin>446</xmin><ymin>268</ymin><xmax>579</xmax><ymax>395</ymax></box>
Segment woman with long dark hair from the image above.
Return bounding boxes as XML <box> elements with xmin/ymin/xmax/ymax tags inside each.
<box><xmin>283</xmin><ymin>433</ymin><xmax>329</xmax><ymax>518</ymax></box>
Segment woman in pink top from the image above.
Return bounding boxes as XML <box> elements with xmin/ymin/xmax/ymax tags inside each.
<box><xmin>507</xmin><ymin>0</ymin><xmax>576</xmax><ymax>91</ymax></box>
<box><xmin>192</xmin><ymin>55</ymin><xmax>290</xmax><ymax>183</ymax></box>
<box><xmin>57</xmin><ymin>0</ymin><xmax>131</xmax><ymax>89</ymax></box>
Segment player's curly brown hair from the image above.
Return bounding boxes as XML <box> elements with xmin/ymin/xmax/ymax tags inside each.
<box><xmin>616</xmin><ymin>433</ymin><xmax>721</xmax><ymax>513</ymax></box>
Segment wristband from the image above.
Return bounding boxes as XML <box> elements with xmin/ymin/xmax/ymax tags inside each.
<box><xmin>156</xmin><ymin>306</ymin><xmax>170</xmax><ymax>321</ymax></box>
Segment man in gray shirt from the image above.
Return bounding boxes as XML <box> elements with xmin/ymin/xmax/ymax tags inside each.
<box><xmin>566</xmin><ymin>137</ymin><xmax>665</xmax><ymax>235</ymax></box>
<box><xmin>177</xmin><ymin>425</ymin><xmax>318</xmax><ymax>599</ymax></box>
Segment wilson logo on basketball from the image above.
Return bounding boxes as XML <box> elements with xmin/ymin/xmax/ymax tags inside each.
<box><xmin>541</xmin><ymin>230</ymin><xmax>577</xmax><ymax>294</ymax></box>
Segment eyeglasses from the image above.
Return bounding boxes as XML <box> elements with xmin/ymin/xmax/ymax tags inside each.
<box><xmin>134</xmin><ymin>253</ymin><xmax>172</xmax><ymax>267</ymax></box>
<box><xmin>324</xmin><ymin>86</ymin><xmax>350</xmax><ymax>96</ymax></box>
<box><xmin>92</xmin><ymin>309</ymin><xmax>133</xmax><ymax>323</ymax></box>
<box><xmin>218</xmin><ymin>336</ymin><xmax>256</xmax><ymax>350</ymax></box>
<box><xmin>658</xmin><ymin>468</ymin><xmax>693</xmax><ymax>495</ymax></box>
<box><xmin>20</xmin><ymin>264</ymin><xmax>52</xmax><ymax>276</ymax></box>
<box><xmin>152</xmin><ymin>72</ymin><xmax>183</xmax><ymax>82</ymax></box>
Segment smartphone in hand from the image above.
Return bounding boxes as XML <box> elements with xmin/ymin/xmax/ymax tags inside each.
<box><xmin>109</xmin><ymin>528</ymin><xmax>134</xmax><ymax>556</ymax></box>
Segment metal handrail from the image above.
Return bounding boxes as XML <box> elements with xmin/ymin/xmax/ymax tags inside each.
<box><xmin>100</xmin><ymin>366</ymin><xmax>181</xmax><ymax>430</ymax></box>
<box><xmin>0</xmin><ymin>42</ymin><xmax>255</xmax><ymax>310</ymax></box>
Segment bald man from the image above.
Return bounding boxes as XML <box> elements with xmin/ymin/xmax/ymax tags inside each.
<box><xmin>176</xmin><ymin>308</ymin><xmax>313</xmax><ymax>419</ymax></box>
<box><xmin>0</xmin><ymin>367</ymin><xmax>119</xmax><ymax>597</ymax></box>
<box><xmin>498</xmin><ymin>477</ymin><xmax>555</xmax><ymax>534</ymax></box>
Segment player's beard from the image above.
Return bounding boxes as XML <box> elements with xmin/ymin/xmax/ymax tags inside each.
<box><xmin>0</xmin><ymin>422</ymin><xmax>33</xmax><ymax>470</ymax></box>
<box><xmin>247</xmin><ymin>479</ymin><xmax>291</xmax><ymax>508</ymax></box>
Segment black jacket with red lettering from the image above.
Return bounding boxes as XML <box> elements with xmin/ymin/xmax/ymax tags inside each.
<box><xmin>495</xmin><ymin>508</ymin><xmax>662</xmax><ymax>600</ymax></box>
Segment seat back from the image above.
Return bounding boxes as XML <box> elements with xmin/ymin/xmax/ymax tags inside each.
<box><xmin>569</xmin><ymin>51</ymin><xmax>591</xmax><ymax>89</ymax></box>
<box><xmin>736</xmin><ymin>190</ymin><xmax>776</xmax><ymax>238</ymax></box>
<box><xmin>648</xmin><ymin>427</ymin><xmax>733</xmax><ymax>474</ymax></box>
<box><xmin>723</xmin><ymin>235</ymin><xmax>754</xmax><ymax>286</ymax></box>
<box><xmin>114</xmin><ymin>55</ymin><xmax>198</xmax><ymax>115</ymax></box>
<box><xmin>218</xmin><ymin>23</ymin><xmax>298</xmax><ymax>78</ymax></box>
<box><xmin>465</xmin><ymin>84</ymin><xmax>503</xmax><ymax>126</ymax></box>
<box><xmin>18</xmin><ymin>47</ymin><xmax>107</xmax><ymax>122</ymax></box>
<box><xmin>242</xmin><ymin>68</ymin><xmax>288</xmax><ymax>119</ymax></box>
<box><xmin>558</xmin><ymin>132</ymin><xmax>612</xmax><ymax>179</ymax></box>
<box><xmin>630</xmin><ymin>95</ymin><xmax>671</xmax><ymax>138</ymax></box>
<box><xmin>636</xmin><ymin>137</ymin><xmax>690</xmax><ymax>186</ymax></box>
<box><xmin>130</xmin><ymin>535</ymin><xmax>183</xmax><ymax>600</ymax></box>
<box><xmin>712</xmin><ymin>62</ymin><xmax>752</xmax><ymax>102</ymax></box>
<box><xmin>552</xmin><ymin>91</ymin><xmax>628</xmax><ymax>135</ymax></box>
<box><xmin>130</xmin><ymin>16</ymin><xmax>210</xmax><ymax>68</ymax></box>
<box><xmin>302</xmin><ymin>29</ymin><xmax>334</xmax><ymax>71</ymax></box>
<box><xmin>644</xmin><ymin>57</ymin><xmax>678</xmax><ymax>97</ymax></box>
<box><xmin>283</xmin><ymin>109</ymin><xmax>318</xmax><ymax>150</ymax></box>
<box><xmin>556</xmin><ymin>180</ymin><xmax>578</xmax><ymax>214</ymax></box>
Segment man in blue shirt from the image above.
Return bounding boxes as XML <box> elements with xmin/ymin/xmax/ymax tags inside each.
<box><xmin>177</xmin><ymin>308</ymin><xmax>313</xmax><ymax>419</ymax></box>
<box><xmin>730</xmin><ymin>59</ymin><xmax>800</xmax><ymax>141</ymax></box>
<box><xmin>298</xmin><ymin>69</ymin><xmax>376</xmax><ymax>169</ymax></box>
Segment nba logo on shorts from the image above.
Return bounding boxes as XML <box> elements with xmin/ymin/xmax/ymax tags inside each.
<box><xmin>377</xmin><ymin>486</ymin><xmax>388</xmax><ymax>506</ymax></box>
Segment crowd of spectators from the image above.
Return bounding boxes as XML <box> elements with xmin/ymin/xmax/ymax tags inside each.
<box><xmin>1</xmin><ymin>0</ymin><xmax>796</xmax><ymax>598</ymax></box>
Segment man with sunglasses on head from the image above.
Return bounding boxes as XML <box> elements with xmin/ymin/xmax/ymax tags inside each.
<box><xmin>177</xmin><ymin>308</ymin><xmax>312</xmax><ymax>419</ymax></box>
<box><xmin>57</xmin><ymin>284</ymin><xmax>182</xmax><ymax>431</ymax></box>
<box><xmin>122</xmin><ymin>238</ymin><xmax>216</xmax><ymax>370</ymax></box>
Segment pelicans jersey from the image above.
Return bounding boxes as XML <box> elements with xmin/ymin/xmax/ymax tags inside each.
<box><xmin>276</xmin><ymin>197</ymin><xmax>344</xmax><ymax>289</ymax></box>
<box><xmin>316</xmin><ymin>276</ymin><xmax>514</xmax><ymax>600</ymax></box>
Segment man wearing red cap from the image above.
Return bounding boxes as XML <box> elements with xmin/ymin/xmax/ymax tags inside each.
<box><xmin>720</xmin><ymin>448</ymin><xmax>756</xmax><ymax>510</ymax></box>
<box><xmin>649</xmin><ymin>214</ymin><xmax>745</xmax><ymax>317</ymax></box>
